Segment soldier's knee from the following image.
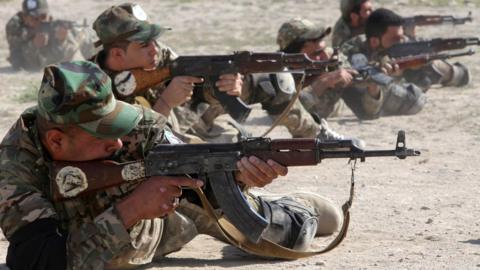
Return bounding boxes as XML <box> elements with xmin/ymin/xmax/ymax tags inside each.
<box><xmin>384</xmin><ymin>84</ymin><xmax>426</xmax><ymax>116</ymax></box>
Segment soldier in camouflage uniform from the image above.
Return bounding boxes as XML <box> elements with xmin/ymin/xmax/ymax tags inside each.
<box><xmin>341</xmin><ymin>9</ymin><xmax>469</xmax><ymax>118</ymax></box>
<box><xmin>5</xmin><ymin>0</ymin><xmax>96</xmax><ymax>71</ymax></box>
<box><xmin>334</xmin><ymin>6</ymin><xmax>470</xmax><ymax>92</ymax></box>
<box><xmin>89</xmin><ymin>3</ymin><xmax>242</xmax><ymax>143</ymax></box>
<box><xmin>0</xmin><ymin>61</ymin><xmax>342</xmax><ymax>269</ymax></box>
<box><xmin>340</xmin><ymin>9</ymin><xmax>430</xmax><ymax>119</ymax></box>
<box><xmin>277</xmin><ymin>18</ymin><xmax>361</xmax><ymax>120</ymax></box>
<box><xmin>332</xmin><ymin>0</ymin><xmax>374</xmax><ymax>48</ymax></box>
<box><xmin>91</xmin><ymin>3</ymin><xmax>361</xmax><ymax>144</ymax></box>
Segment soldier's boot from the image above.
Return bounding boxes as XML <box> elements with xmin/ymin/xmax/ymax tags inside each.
<box><xmin>430</xmin><ymin>60</ymin><xmax>470</xmax><ymax>88</ymax></box>
<box><xmin>287</xmin><ymin>192</ymin><xmax>342</xmax><ymax>236</ymax></box>
<box><xmin>278</xmin><ymin>100</ymin><xmax>365</xmax><ymax>148</ymax></box>
<box><xmin>258</xmin><ymin>192</ymin><xmax>342</xmax><ymax>251</ymax></box>
<box><xmin>318</xmin><ymin>118</ymin><xmax>366</xmax><ymax>149</ymax></box>
<box><xmin>442</xmin><ymin>62</ymin><xmax>470</xmax><ymax>87</ymax></box>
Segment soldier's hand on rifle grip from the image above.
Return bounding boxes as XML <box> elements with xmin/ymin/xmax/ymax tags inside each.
<box><xmin>235</xmin><ymin>156</ymin><xmax>288</xmax><ymax>188</ymax></box>
<box><xmin>155</xmin><ymin>76</ymin><xmax>204</xmax><ymax>114</ymax></box>
<box><xmin>215</xmin><ymin>73</ymin><xmax>243</xmax><ymax>97</ymax></box>
<box><xmin>115</xmin><ymin>176</ymin><xmax>203</xmax><ymax>229</ymax></box>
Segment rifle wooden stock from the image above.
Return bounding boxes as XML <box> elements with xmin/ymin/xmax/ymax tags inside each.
<box><xmin>128</xmin><ymin>67</ymin><xmax>172</xmax><ymax>96</ymax></box>
<box><xmin>393</xmin><ymin>50</ymin><xmax>475</xmax><ymax>70</ymax></box>
<box><xmin>50</xmin><ymin>160</ymin><xmax>141</xmax><ymax>202</ymax></box>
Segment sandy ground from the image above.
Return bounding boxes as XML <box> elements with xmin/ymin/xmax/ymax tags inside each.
<box><xmin>0</xmin><ymin>0</ymin><xmax>480</xmax><ymax>269</ymax></box>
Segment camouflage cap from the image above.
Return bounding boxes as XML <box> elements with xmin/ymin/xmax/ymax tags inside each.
<box><xmin>93</xmin><ymin>3</ymin><xmax>171</xmax><ymax>48</ymax></box>
<box><xmin>340</xmin><ymin>0</ymin><xmax>367</xmax><ymax>19</ymax></box>
<box><xmin>277</xmin><ymin>18</ymin><xmax>331</xmax><ymax>51</ymax></box>
<box><xmin>37</xmin><ymin>61</ymin><xmax>142</xmax><ymax>139</ymax></box>
<box><xmin>22</xmin><ymin>0</ymin><xmax>49</xmax><ymax>16</ymax></box>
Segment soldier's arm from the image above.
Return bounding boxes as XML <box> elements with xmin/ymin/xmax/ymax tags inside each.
<box><xmin>0</xmin><ymin>153</ymin><xmax>133</xmax><ymax>269</ymax></box>
<box><xmin>48</xmin><ymin>24</ymin><xmax>80</xmax><ymax>63</ymax></box>
<box><xmin>360</xmin><ymin>84</ymin><xmax>384</xmax><ymax>118</ymax></box>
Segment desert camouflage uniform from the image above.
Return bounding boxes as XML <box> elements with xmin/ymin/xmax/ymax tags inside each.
<box><xmin>0</xmin><ymin>61</ymin><xmax>341</xmax><ymax>269</ymax></box>
<box><xmin>5</xmin><ymin>13</ymin><xmax>96</xmax><ymax>71</ymax></box>
<box><xmin>340</xmin><ymin>35</ymin><xmax>426</xmax><ymax>119</ymax></box>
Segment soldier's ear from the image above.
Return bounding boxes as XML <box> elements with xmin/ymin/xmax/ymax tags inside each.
<box><xmin>108</xmin><ymin>47</ymin><xmax>127</xmax><ymax>60</ymax></box>
<box><xmin>43</xmin><ymin>129</ymin><xmax>67</xmax><ymax>157</ymax></box>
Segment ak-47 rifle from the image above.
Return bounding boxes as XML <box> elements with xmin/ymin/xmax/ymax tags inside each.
<box><xmin>351</xmin><ymin>49</ymin><xmax>476</xmax><ymax>86</ymax></box>
<box><xmin>112</xmin><ymin>51</ymin><xmax>340</xmax><ymax>122</ymax></box>
<box><xmin>33</xmin><ymin>18</ymin><xmax>88</xmax><ymax>36</ymax></box>
<box><xmin>50</xmin><ymin>131</ymin><xmax>419</xmax><ymax>244</ymax></box>
<box><xmin>381</xmin><ymin>37</ymin><xmax>480</xmax><ymax>58</ymax></box>
<box><xmin>403</xmin><ymin>12</ymin><xmax>473</xmax><ymax>27</ymax></box>
<box><xmin>392</xmin><ymin>49</ymin><xmax>475</xmax><ymax>70</ymax></box>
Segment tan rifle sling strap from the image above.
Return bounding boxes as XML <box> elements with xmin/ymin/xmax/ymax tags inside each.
<box><xmin>260</xmin><ymin>74</ymin><xmax>305</xmax><ymax>137</ymax></box>
<box><xmin>192</xmin><ymin>161</ymin><xmax>356</xmax><ymax>259</ymax></box>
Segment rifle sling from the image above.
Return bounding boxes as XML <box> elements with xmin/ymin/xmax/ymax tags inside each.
<box><xmin>261</xmin><ymin>73</ymin><xmax>305</xmax><ymax>137</ymax></box>
<box><xmin>192</xmin><ymin>170</ymin><xmax>355</xmax><ymax>259</ymax></box>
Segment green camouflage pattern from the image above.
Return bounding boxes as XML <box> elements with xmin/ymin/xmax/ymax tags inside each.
<box><xmin>277</xmin><ymin>18</ymin><xmax>329</xmax><ymax>51</ymax></box>
<box><xmin>37</xmin><ymin>61</ymin><xmax>142</xmax><ymax>139</ymax></box>
<box><xmin>0</xmin><ymin>105</ymin><xmax>175</xmax><ymax>268</ymax></box>
<box><xmin>5</xmin><ymin>13</ymin><xmax>96</xmax><ymax>71</ymax></box>
<box><xmin>0</xmin><ymin>105</ymin><xmax>339</xmax><ymax>268</ymax></box>
<box><xmin>93</xmin><ymin>3</ymin><xmax>170</xmax><ymax>47</ymax></box>
<box><xmin>22</xmin><ymin>0</ymin><xmax>48</xmax><ymax>16</ymax></box>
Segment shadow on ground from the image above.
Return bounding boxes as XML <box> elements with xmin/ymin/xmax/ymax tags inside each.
<box><xmin>145</xmin><ymin>246</ymin><xmax>285</xmax><ymax>269</ymax></box>
<box><xmin>0</xmin><ymin>66</ymin><xmax>15</xmax><ymax>74</ymax></box>
<box><xmin>460</xmin><ymin>239</ymin><xmax>480</xmax><ymax>245</ymax></box>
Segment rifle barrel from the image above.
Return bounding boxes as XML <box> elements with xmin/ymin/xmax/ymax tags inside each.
<box><xmin>319</xmin><ymin>149</ymin><xmax>421</xmax><ymax>160</ymax></box>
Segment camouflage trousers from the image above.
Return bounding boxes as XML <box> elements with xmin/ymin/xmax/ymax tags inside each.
<box><xmin>105</xmin><ymin>191</ymin><xmax>340</xmax><ymax>269</ymax></box>
<box><xmin>271</xmin><ymin>99</ymin><xmax>322</xmax><ymax>138</ymax></box>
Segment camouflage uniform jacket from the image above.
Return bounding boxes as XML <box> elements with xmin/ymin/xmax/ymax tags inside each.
<box><xmin>0</xmin><ymin>106</ymin><xmax>174</xmax><ymax>269</ymax></box>
<box><xmin>5</xmin><ymin>12</ymin><xmax>87</xmax><ymax>71</ymax></box>
<box><xmin>331</xmin><ymin>17</ymin><xmax>364</xmax><ymax>48</ymax></box>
